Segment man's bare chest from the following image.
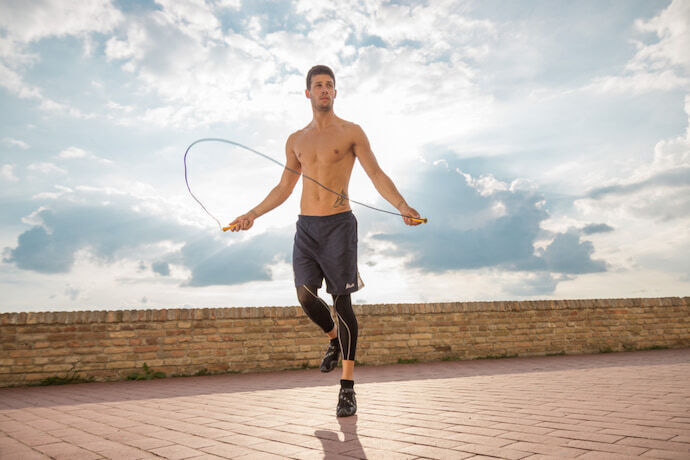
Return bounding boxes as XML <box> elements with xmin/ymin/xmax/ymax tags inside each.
<box><xmin>294</xmin><ymin>131</ymin><xmax>355</xmax><ymax>166</ymax></box>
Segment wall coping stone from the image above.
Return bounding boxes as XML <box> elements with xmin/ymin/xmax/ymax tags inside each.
<box><xmin>2</xmin><ymin>296</ymin><xmax>687</xmax><ymax>325</ymax></box>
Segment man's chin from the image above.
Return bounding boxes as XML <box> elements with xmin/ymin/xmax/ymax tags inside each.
<box><xmin>315</xmin><ymin>102</ymin><xmax>333</xmax><ymax>112</ymax></box>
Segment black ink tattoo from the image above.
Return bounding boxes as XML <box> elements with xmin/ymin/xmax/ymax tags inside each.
<box><xmin>333</xmin><ymin>190</ymin><xmax>348</xmax><ymax>208</ymax></box>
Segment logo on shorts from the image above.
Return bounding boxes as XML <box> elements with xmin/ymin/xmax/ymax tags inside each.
<box><xmin>346</xmin><ymin>282</ymin><xmax>355</xmax><ymax>289</ymax></box>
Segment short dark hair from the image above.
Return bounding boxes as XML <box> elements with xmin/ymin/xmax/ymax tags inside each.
<box><xmin>306</xmin><ymin>65</ymin><xmax>335</xmax><ymax>90</ymax></box>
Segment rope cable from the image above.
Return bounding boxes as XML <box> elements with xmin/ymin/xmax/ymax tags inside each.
<box><xmin>184</xmin><ymin>137</ymin><xmax>426</xmax><ymax>231</ymax></box>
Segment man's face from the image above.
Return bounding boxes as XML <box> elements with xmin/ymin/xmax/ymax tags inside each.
<box><xmin>306</xmin><ymin>74</ymin><xmax>336</xmax><ymax>112</ymax></box>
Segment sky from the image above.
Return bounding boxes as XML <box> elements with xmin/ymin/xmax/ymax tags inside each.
<box><xmin>1</xmin><ymin>0</ymin><xmax>688</xmax><ymax>312</ymax></box>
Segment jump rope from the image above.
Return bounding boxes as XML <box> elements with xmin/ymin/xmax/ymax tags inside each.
<box><xmin>184</xmin><ymin>138</ymin><xmax>427</xmax><ymax>231</ymax></box>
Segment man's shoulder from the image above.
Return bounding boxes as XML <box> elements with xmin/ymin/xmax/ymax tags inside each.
<box><xmin>287</xmin><ymin>125</ymin><xmax>309</xmax><ymax>143</ymax></box>
<box><xmin>336</xmin><ymin>119</ymin><xmax>366</xmax><ymax>140</ymax></box>
<box><xmin>336</xmin><ymin>117</ymin><xmax>360</xmax><ymax>130</ymax></box>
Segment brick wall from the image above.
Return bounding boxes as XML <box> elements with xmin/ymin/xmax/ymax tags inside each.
<box><xmin>1</xmin><ymin>297</ymin><xmax>688</xmax><ymax>387</ymax></box>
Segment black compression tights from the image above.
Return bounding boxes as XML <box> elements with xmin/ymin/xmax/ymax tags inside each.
<box><xmin>296</xmin><ymin>285</ymin><xmax>358</xmax><ymax>361</ymax></box>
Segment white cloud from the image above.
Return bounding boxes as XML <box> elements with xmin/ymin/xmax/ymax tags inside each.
<box><xmin>31</xmin><ymin>185</ymin><xmax>73</xmax><ymax>201</ymax></box>
<box><xmin>57</xmin><ymin>146</ymin><xmax>112</xmax><ymax>164</ymax></box>
<box><xmin>0</xmin><ymin>61</ymin><xmax>95</xmax><ymax>118</ymax></box>
<box><xmin>570</xmin><ymin>93</ymin><xmax>690</xmax><ymax>278</ymax></box>
<box><xmin>1</xmin><ymin>164</ymin><xmax>18</xmax><ymax>182</ymax></box>
<box><xmin>58</xmin><ymin>146</ymin><xmax>90</xmax><ymax>159</ymax></box>
<box><xmin>0</xmin><ymin>1</ymin><xmax>122</xmax><ymax>118</ymax></box>
<box><xmin>104</xmin><ymin>37</ymin><xmax>136</xmax><ymax>61</ymax></box>
<box><xmin>215</xmin><ymin>0</ymin><xmax>241</xmax><ymax>9</ymax></box>
<box><xmin>28</xmin><ymin>162</ymin><xmax>67</xmax><ymax>175</ymax></box>
<box><xmin>0</xmin><ymin>0</ymin><xmax>123</xmax><ymax>43</ymax></box>
<box><xmin>587</xmin><ymin>70</ymin><xmax>687</xmax><ymax>95</ymax></box>
<box><xmin>155</xmin><ymin>0</ymin><xmax>223</xmax><ymax>42</ymax></box>
<box><xmin>586</xmin><ymin>0</ymin><xmax>690</xmax><ymax>94</ymax></box>
<box><xmin>456</xmin><ymin>168</ymin><xmax>509</xmax><ymax>197</ymax></box>
<box><xmin>21</xmin><ymin>206</ymin><xmax>49</xmax><ymax>226</ymax></box>
<box><xmin>95</xmin><ymin>0</ymin><xmax>495</xmax><ymax>147</ymax></box>
<box><xmin>632</xmin><ymin>0</ymin><xmax>690</xmax><ymax>72</ymax></box>
<box><xmin>2</xmin><ymin>137</ymin><xmax>30</xmax><ymax>149</ymax></box>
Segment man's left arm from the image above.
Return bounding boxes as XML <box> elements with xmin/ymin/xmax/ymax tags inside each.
<box><xmin>352</xmin><ymin>124</ymin><xmax>422</xmax><ymax>226</ymax></box>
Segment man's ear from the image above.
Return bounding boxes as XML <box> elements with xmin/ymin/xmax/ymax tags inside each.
<box><xmin>305</xmin><ymin>89</ymin><xmax>310</xmax><ymax>98</ymax></box>
<box><xmin>333</xmin><ymin>89</ymin><xmax>337</xmax><ymax>99</ymax></box>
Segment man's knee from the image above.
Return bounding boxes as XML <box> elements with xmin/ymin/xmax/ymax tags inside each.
<box><xmin>297</xmin><ymin>285</ymin><xmax>334</xmax><ymax>333</ymax></box>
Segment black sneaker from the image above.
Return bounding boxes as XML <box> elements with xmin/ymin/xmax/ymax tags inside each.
<box><xmin>336</xmin><ymin>388</ymin><xmax>357</xmax><ymax>417</ymax></box>
<box><xmin>320</xmin><ymin>342</ymin><xmax>340</xmax><ymax>373</ymax></box>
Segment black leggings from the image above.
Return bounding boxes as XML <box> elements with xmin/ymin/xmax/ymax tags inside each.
<box><xmin>297</xmin><ymin>285</ymin><xmax>358</xmax><ymax>361</ymax></box>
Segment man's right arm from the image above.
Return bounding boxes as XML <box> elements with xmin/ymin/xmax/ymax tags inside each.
<box><xmin>228</xmin><ymin>134</ymin><xmax>301</xmax><ymax>232</ymax></box>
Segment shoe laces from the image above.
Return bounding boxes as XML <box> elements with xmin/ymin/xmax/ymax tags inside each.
<box><xmin>339</xmin><ymin>388</ymin><xmax>355</xmax><ymax>404</ymax></box>
<box><xmin>326</xmin><ymin>343</ymin><xmax>339</xmax><ymax>357</ymax></box>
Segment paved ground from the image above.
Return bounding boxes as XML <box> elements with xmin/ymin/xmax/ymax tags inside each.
<box><xmin>1</xmin><ymin>349</ymin><xmax>689</xmax><ymax>460</ymax></box>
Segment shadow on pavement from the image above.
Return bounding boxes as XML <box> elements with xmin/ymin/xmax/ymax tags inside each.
<box><xmin>315</xmin><ymin>415</ymin><xmax>364</xmax><ymax>459</ymax></box>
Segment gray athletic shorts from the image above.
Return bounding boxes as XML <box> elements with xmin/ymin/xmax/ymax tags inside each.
<box><xmin>293</xmin><ymin>210</ymin><xmax>364</xmax><ymax>295</ymax></box>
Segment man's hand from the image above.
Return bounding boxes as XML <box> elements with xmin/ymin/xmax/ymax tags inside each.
<box><xmin>400</xmin><ymin>205</ymin><xmax>422</xmax><ymax>226</ymax></box>
<box><xmin>228</xmin><ymin>210</ymin><xmax>257</xmax><ymax>232</ymax></box>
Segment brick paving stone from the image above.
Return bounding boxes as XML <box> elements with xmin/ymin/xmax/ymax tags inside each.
<box><xmin>565</xmin><ymin>439</ymin><xmax>648</xmax><ymax>456</ymax></box>
<box><xmin>33</xmin><ymin>441</ymin><xmax>103</xmax><ymax>460</ymax></box>
<box><xmin>122</xmin><ymin>435</ymin><xmax>174</xmax><ymax>450</ymax></box>
<box><xmin>599</xmin><ymin>426</ymin><xmax>680</xmax><ymax>441</ymax></box>
<box><xmin>641</xmin><ymin>449</ymin><xmax>690</xmax><ymax>459</ymax></box>
<box><xmin>186</xmin><ymin>455</ymin><xmax>228</xmax><ymax>460</ymax></box>
<box><xmin>669</xmin><ymin>435</ymin><xmax>690</xmax><ymax>443</ymax></box>
<box><xmin>520</xmin><ymin>455</ymin><xmax>568</xmax><ymax>460</ymax></box>
<box><xmin>399</xmin><ymin>443</ymin><xmax>476</xmax><ymax>459</ymax></box>
<box><xmin>547</xmin><ymin>429</ymin><xmax>625</xmax><ymax>443</ymax></box>
<box><xmin>670</xmin><ymin>417</ymin><xmax>690</xmax><ymax>423</ymax></box>
<box><xmin>466</xmin><ymin>456</ymin><xmax>509</xmax><ymax>460</ymax></box>
<box><xmin>616</xmin><ymin>436</ymin><xmax>690</xmax><ymax>453</ymax></box>
<box><xmin>338</xmin><ymin>445</ymin><xmax>418</xmax><ymax>459</ymax></box>
<box><xmin>0</xmin><ymin>435</ymin><xmax>52</xmax><ymax>459</ymax></box>
<box><xmin>149</xmin><ymin>444</ymin><xmax>205</xmax><ymax>459</ymax></box>
<box><xmin>506</xmin><ymin>441</ymin><xmax>588</xmax><ymax>457</ymax></box>
<box><xmin>289</xmin><ymin>449</ymin><xmax>354</xmax><ymax>460</ymax></box>
<box><xmin>453</xmin><ymin>442</ymin><xmax>533</xmax><ymax>459</ymax></box>
<box><xmin>488</xmin><ymin>422</ymin><xmax>556</xmax><ymax>435</ymax></box>
<box><xmin>200</xmin><ymin>442</ymin><xmax>257</xmax><ymax>457</ymax></box>
<box><xmin>249</xmin><ymin>438</ymin><xmax>323</xmax><ymax>456</ymax></box>
<box><xmin>233</xmin><ymin>451</ymin><xmax>286</xmax><ymax>460</ymax></box>
<box><xmin>0</xmin><ymin>419</ymin><xmax>29</xmax><ymax>433</ymax></box>
<box><xmin>445</xmin><ymin>431</ymin><xmax>518</xmax><ymax>447</ymax></box>
<box><xmin>24</xmin><ymin>418</ymin><xmax>65</xmax><ymax>432</ymax></box>
<box><xmin>78</xmin><ymin>439</ymin><xmax>126</xmax><ymax>452</ymax></box>
<box><xmin>535</xmin><ymin>421</ymin><xmax>606</xmax><ymax>433</ymax></box>
<box><xmin>149</xmin><ymin>430</ymin><xmax>219</xmax><ymax>448</ymax></box>
<box><xmin>357</xmin><ymin>426</ymin><xmax>463</xmax><ymax>448</ymax></box>
<box><xmin>354</xmin><ymin>434</ymin><xmax>414</xmax><ymax>452</ymax></box>
<box><xmin>215</xmin><ymin>433</ymin><xmax>266</xmax><ymax>447</ymax></box>
<box><xmin>6</xmin><ymin>428</ymin><xmax>61</xmax><ymax>447</ymax></box>
<box><xmin>576</xmin><ymin>453</ymin><xmax>642</xmax><ymax>460</ymax></box>
<box><xmin>444</xmin><ymin>424</ymin><xmax>509</xmax><ymax>437</ymax></box>
<box><xmin>97</xmin><ymin>444</ymin><xmax>153</xmax><ymax>460</ymax></box>
<box><xmin>498</xmin><ymin>431</ymin><xmax>570</xmax><ymax>446</ymax></box>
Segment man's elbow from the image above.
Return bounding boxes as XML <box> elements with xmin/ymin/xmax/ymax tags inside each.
<box><xmin>275</xmin><ymin>182</ymin><xmax>295</xmax><ymax>200</ymax></box>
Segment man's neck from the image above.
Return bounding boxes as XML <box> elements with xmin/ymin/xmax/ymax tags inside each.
<box><xmin>311</xmin><ymin>110</ymin><xmax>337</xmax><ymax>130</ymax></box>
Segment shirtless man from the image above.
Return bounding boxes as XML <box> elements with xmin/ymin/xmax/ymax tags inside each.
<box><xmin>229</xmin><ymin>65</ymin><xmax>421</xmax><ymax>417</ymax></box>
